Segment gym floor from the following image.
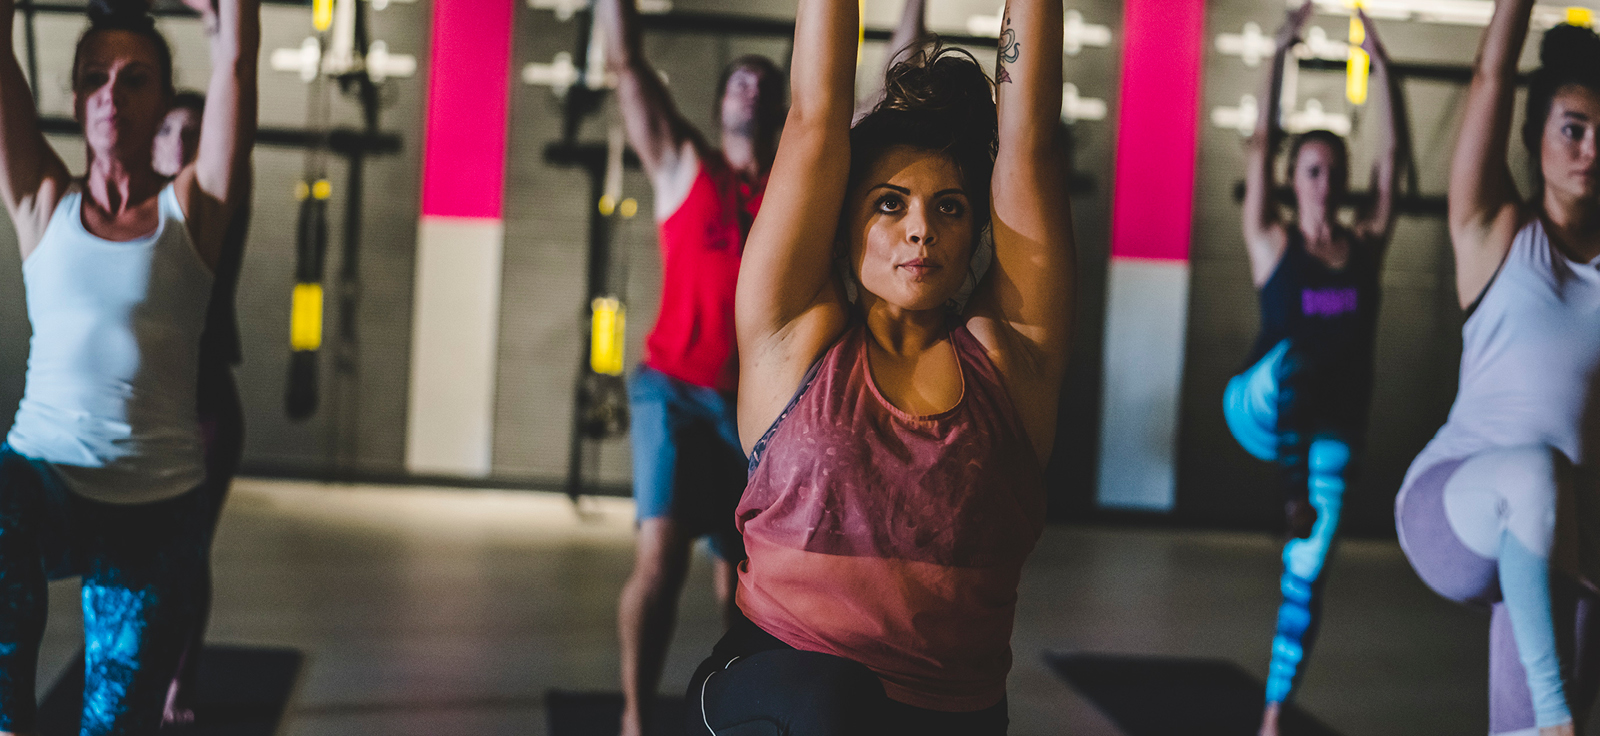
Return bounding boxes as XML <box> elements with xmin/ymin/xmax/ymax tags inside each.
<box><xmin>33</xmin><ymin>480</ymin><xmax>1491</xmax><ymax>735</ymax></box>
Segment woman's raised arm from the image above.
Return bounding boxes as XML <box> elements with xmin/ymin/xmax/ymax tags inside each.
<box><xmin>1354</xmin><ymin>8</ymin><xmax>1409</xmax><ymax>250</ymax></box>
<box><xmin>0</xmin><ymin>0</ymin><xmax>69</xmax><ymax>259</ymax></box>
<box><xmin>177</xmin><ymin>0</ymin><xmax>258</xmax><ymax>270</ymax></box>
<box><xmin>1448</xmin><ymin>0</ymin><xmax>1531</xmax><ymax>308</ymax></box>
<box><xmin>855</xmin><ymin>0</ymin><xmax>927</xmax><ymax>119</ymax></box>
<box><xmin>968</xmin><ymin>0</ymin><xmax>1074</xmax><ymax>406</ymax></box>
<box><xmin>1242</xmin><ymin>3</ymin><xmax>1309</xmax><ymax>287</ymax></box>
<box><xmin>733</xmin><ymin>0</ymin><xmax>854</xmax><ymax>446</ymax></box>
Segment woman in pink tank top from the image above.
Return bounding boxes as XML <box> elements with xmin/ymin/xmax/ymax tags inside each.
<box><xmin>685</xmin><ymin>0</ymin><xmax>1074</xmax><ymax>730</ymax></box>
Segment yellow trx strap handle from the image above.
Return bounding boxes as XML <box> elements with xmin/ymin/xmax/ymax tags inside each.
<box><xmin>291</xmin><ymin>283</ymin><xmax>324</xmax><ymax>351</ymax></box>
<box><xmin>289</xmin><ymin>179</ymin><xmax>333</xmax><ymax>353</ymax></box>
<box><xmin>286</xmin><ymin>178</ymin><xmax>331</xmax><ymax>420</ymax></box>
<box><xmin>590</xmin><ymin>297</ymin><xmax>626</xmax><ymax>376</ymax></box>
<box><xmin>313</xmin><ymin>0</ymin><xmax>334</xmax><ymax>32</ymax></box>
<box><xmin>1346</xmin><ymin>6</ymin><xmax>1369</xmax><ymax>106</ymax></box>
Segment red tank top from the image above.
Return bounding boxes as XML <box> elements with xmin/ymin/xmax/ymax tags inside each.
<box><xmin>643</xmin><ymin>152</ymin><xmax>765</xmax><ymax>393</ymax></box>
<box><xmin>735</xmin><ymin>323</ymin><xmax>1046</xmax><ymax>712</ymax></box>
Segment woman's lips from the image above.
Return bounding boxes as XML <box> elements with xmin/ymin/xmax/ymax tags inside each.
<box><xmin>897</xmin><ymin>259</ymin><xmax>941</xmax><ymax>280</ymax></box>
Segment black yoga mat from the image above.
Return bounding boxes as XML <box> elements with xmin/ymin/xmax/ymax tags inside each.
<box><xmin>1046</xmin><ymin>652</ymin><xmax>1342</xmax><ymax>736</ymax></box>
<box><xmin>547</xmin><ymin>690</ymin><xmax>687</xmax><ymax>736</ymax></box>
<box><xmin>38</xmin><ymin>645</ymin><xmax>302</xmax><ymax>736</ymax></box>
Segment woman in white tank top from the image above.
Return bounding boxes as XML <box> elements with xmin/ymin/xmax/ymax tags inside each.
<box><xmin>1394</xmin><ymin>4</ymin><xmax>1600</xmax><ymax>735</ymax></box>
<box><xmin>0</xmin><ymin>0</ymin><xmax>258</xmax><ymax>733</ymax></box>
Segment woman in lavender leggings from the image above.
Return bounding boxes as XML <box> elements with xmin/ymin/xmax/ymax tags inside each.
<box><xmin>1396</xmin><ymin>3</ymin><xmax>1600</xmax><ymax>734</ymax></box>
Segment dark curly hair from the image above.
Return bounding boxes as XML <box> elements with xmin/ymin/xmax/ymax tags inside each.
<box><xmin>72</xmin><ymin>0</ymin><xmax>175</xmax><ymax>96</ymax></box>
<box><xmin>849</xmin><ymin>41</ymin><xmax>997</xmax><ymax>238</ymax></box>
<box><xmin>1522</xmin><ymin>22</ymin><xmax>1600</xmax><ymax>191</ymax></box>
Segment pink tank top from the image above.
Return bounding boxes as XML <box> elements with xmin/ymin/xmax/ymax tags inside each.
<box><xmin>735</xmin><ymin>322</ymin><xmax>1046</xmax><ymax>712</ymax></box>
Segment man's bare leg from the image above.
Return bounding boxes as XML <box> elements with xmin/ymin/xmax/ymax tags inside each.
<box><xmin>619</xmin><ymin>518</ymin><xmax>693</xmax><ymax>736</ymax></box>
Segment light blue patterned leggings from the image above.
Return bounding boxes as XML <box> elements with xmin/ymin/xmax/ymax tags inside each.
<box><xmin>1225</xmin><ymin>342</ymin><xmax>1357</xmax><ymax>705</ymax></box>
<box><xmin>0</xmin><ymin>446</ymin><xmax>207</xmax><ymax>735</ymax></box>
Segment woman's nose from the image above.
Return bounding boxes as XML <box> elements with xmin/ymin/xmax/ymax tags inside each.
<box><xmin>904</xmin><ymin>210</ymin><xmax>933</xmax><ymax>244</ymax></box>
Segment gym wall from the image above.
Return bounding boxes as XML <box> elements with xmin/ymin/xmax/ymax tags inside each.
<box><xmin>0</xmin><ymin>0</ymin><xmax>1532</xmax><ymax>536</ymax></box>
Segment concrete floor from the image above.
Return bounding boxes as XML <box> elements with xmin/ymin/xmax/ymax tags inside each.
<box><xmin>32</xmin><ymin>479</ymin><xmax>1502</xmax><ymax>735</ymax></box>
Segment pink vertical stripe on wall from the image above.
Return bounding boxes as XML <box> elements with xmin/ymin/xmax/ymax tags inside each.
<box><xmin>421</xmin><ymin>0</ymin><xmax>514</xmax><ymax>220</ymax></box>
<box><xmin>1109</xmin><ymin>0</ymin><xmax>1205</xmax><ymax>262</ymax></box>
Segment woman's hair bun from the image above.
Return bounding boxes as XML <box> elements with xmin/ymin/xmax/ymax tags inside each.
<box><xmin>1539</xmin><ymin>22</ymin><xmax>1600</xmax><ymax>72</ymax></box>
<box><xmin>879</xmin><ymin>43</ymin><xmax>997</xmax><ymax>149</ymax></box>
<box><xmin>86</xmin><ymin>0</ymin><xmax>156</xmax><ymax>31</ymax></box>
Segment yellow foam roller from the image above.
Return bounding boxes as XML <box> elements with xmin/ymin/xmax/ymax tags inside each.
<box><xmin>590</xmin><ymin>297</ymin><xmax>626</xmax><ymax>376</ymax></box>
<box><xmin>291</xmin><ymin>283</ymin><xmax>324</xmax><ymax>351</ymax></box>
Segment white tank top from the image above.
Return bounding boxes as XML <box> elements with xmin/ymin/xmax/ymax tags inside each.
<box><xmin>1406</xmin><ymin>219</ymin><xmax>1600</xmax><ymax>485</ymax></box>
<box><xmin>6</xmin><ymin>183</ymin><xmax>214</xmax><ymax>504</ymax></box>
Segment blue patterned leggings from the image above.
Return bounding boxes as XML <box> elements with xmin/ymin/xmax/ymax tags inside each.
<box><xmin>0</xmin><ymin>446</ymin><xmax>208</xmax><ymax>735</ymax></box>
<box><xmin>1224</xmin><ymin>341</ymin><xmax>1360</xmax><ymax>705</ymax></box>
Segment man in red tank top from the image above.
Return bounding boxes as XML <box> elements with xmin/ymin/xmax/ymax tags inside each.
<box><xmin>595</xmin><ymin>0</ymin><xmax>784</xmax><ymax>733</ymax></box>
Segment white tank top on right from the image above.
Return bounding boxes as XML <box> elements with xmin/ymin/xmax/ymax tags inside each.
<box><xmin>1407</xmin><ymin>219</ymin><xmax>1600</xmax><ymax>483</ymax></box>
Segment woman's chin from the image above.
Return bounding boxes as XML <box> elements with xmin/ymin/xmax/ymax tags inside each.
<box><xmin>874</xmin><ymin>293</ymin><xmax>957</xmax><ymax>315</ymax></box>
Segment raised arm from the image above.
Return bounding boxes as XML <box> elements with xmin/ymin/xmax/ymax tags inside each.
<box><xmin>1353</xmin><ymin>8</ymin><xmax>1407</xmax><ymax>249</ymax></box>
<box><xmin>1242</xmin><ymin>2</ymin><xmax>1311</xmax><ymax>287</ymax></box>
<box><xmin>965</xmin><ymin>0</ymin><xmax>1073</xmax><ymax>459</ymax></box>
<box><xmin>855</xmin><ymin>0</ymin><xmax>927</xmax><ymax>119</ymax></box>
<box><xmin>1448</xmin><ymin>0</ymin><xmax>1532</xmax><ymax>308</ymax></box>
<box><xmin>595</xmin><ymin>0</ymin><xmax>700</xmax><ymax>214</ymax></box>
<box><xmin>176</xmin><ymin>0</ymin><xmax>257</xmax><ymax>270</ymax></box>
<box><xmin>733</xmin><ymin>0</ymin><xmax>855</xmax><ymax>448</ymax></box>
<box><xmin>0</xmin><ymin>0</ymin><xmax>70</xmax><ymax>259</ymax></box>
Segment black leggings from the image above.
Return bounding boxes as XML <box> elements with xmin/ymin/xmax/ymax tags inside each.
<box><xmin>687</xmin><ymin>617</ymin><xmax>1008</xmax><ymax>736</ymax></box>
<box><xmin>0</xmin><ymin>448</ymin><xmax>209</xmax><ymax>734</ymax></box>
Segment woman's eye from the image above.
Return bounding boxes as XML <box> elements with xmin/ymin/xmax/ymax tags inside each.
<box><xmin>1561</xmin><ymin>124</ymin><xmax>1584</xmax><ymax>142</ymax></box>
<box><xmin>938</xmin><ymin>200</ymin><xmax>965</xmax><ymax>216</ymax></box>
<box><xmin>875</xmin><ymin>196</ymin><xmax>902</xmax><ymax>213</ymax></box>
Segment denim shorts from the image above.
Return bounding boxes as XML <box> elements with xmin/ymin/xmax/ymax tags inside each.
<box><xmin>629</xmin><ymin>364</ymin><xmax>747</xmax><ymax>561</ymax></box>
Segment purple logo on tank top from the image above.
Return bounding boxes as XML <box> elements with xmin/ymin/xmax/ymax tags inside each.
<box><xmin>1302</xmin><ymin>287</ymin><xmax>1359</xmax><ymax>317</ymax></box>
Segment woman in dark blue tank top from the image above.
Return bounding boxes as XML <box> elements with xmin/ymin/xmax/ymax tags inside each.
<box><xmin>1229</xmin><ymin>4</ymin><xmax>1406</xmax><ymax>734</ymax></box>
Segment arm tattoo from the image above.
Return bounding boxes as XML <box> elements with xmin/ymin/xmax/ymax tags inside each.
<box><xmin>996</xmin><ymin>13</ymin><xmax>1019</xmax><ymax>84</ymax></box>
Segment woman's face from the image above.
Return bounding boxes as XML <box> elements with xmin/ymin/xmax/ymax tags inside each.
<box><xmin>1292</xmin><ymin>140</ymin><xmax>1345</xmax><ymax>217</ymax></box>
<box><xmin>74</xmin><ymin>31</ymin><xmax>168</xmax><ymax>164</ymax></box>
<box><xmin>845</xmin><ymin>146</ymin><xmax>976</xmax><ymax>313</ymax></box>
<box><xmin>152</xmin><ymin>106</ymin><xmax>200</xmax><ymax>177</ymax></box>
<box><xmin>1540</xmin><ymin>85</ymin><xmax>1600</xmax><ymax>207</ymax></box>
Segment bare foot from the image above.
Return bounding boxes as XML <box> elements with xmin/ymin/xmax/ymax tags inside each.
<box><xmin>162</xmin><ymin>677</ymin><xmax>197</xmax><ymax>729</ymax></box>
<box><xmin>1258</xmin><ymin>702</ymin><xmax>1281</xmax><ymax>736</ymax></box>
<box><xmin>1540</xmin><ymin>722</ymin><xmax>1576</xmax><ymax>736</ymax></box>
